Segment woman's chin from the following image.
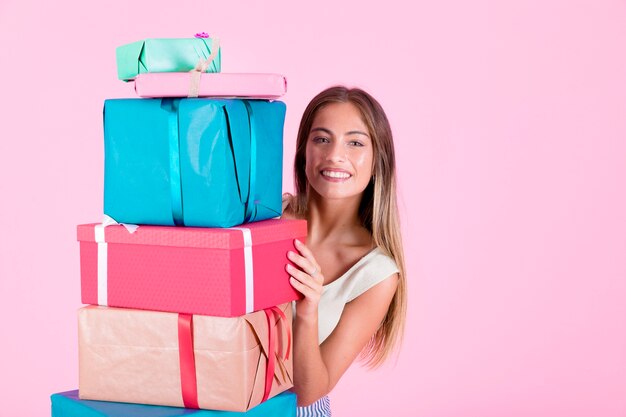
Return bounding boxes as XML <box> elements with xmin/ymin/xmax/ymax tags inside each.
<box><xmin>310</xmin><ymin>186</ymin><xmax>364</xmax><ymax>202</ymax></box>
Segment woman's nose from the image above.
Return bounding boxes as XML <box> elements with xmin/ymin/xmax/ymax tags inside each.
<box><xmin>325</xmin><ymin>141</ymin><xmax>346</xmax><ymax>162</ymax></box>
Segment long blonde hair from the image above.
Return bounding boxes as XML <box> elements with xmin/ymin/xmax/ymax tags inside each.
<box><xmin>287</xmin><ymin>86</ymin><xmax>407</xmax><ymax>367</ymax></box>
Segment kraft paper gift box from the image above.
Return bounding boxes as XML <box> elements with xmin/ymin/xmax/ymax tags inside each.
<box><xmin>51</xmin><ymin>389</ymin><xmax>296</xmax><ymax>417</ymax></box>
<box><xmin>78</xmin><ymin>303</ymin><xmax>293</xmax><ymax>412</ymax></box>
<box><xmin>78</xmin><ymin>218</ymin><xmax>305</xmax><ymax>317</ymax></box>
<box><xmin>133</xmin><ymin>73</ymin><xmax>287</xmax><ymax>99</ymax></box>
<box><xmin>116</xmin><ymin>37</ymin><xmax>221</xmax><ymax>81</ymax></box>
<box><xmin>103</xmin><ymin>98</ymin><xmax>286</xmax><ymax>228</ymax></box>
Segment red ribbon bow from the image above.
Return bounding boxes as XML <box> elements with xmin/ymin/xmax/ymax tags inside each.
<box><xmin>262</xmin><ymin>306</ymin><xmax>292</xmax><ymax>402</ymax></box>
<box><xmin>177</xmin><ymin>307</ymin><xmax>292</xmax><ymax>409</ymax></box>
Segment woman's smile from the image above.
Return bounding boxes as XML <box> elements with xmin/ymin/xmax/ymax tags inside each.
<box><xmin>320</xmin><ymin>169</ymin><xmax>352</xmax><ymax>181</ymax></box>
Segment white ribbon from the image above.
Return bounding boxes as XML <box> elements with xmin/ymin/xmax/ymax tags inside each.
<box><xmin>95</xmin><ymin>215</ymin><xmax>138</xmax><ymax>306</ymax></box>
<box><xmin>230</xmin><ymin>227</ymin><xmax>254</xmax><ymax>313</ymax></box>
<box><xmin>94</xmin><ymin>216</ymin><xmax>253</xmax><ymax>313</ymax></box>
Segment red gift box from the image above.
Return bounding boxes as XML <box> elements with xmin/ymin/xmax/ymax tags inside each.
<box><xmin>78</xmin><ymin>219</ymin><xmax>306</xmax><ymax>317</ymax></box>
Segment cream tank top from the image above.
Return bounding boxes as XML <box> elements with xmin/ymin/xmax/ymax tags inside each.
<box><xmin>315</xmin><ymin>247</ymin><xmax>399</xmax><ymax>344</ymax></box>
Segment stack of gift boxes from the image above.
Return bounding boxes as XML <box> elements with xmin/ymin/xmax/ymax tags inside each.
<box><xmin>51</xmin><ymin>35</ymin><xmax>304</xmax><ymax>417</ymax></box>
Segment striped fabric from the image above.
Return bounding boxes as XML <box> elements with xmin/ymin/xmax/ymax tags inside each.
<box><xmin>296</xmin><ymin>395</ymin><xmax>332</xmax><ymax>417</ymax></box>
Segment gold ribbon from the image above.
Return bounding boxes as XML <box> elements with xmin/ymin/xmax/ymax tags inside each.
<box><xmin>188</xmin><ymin>38</ymin><xmax>221</xmax><ymax>98</ymax></box>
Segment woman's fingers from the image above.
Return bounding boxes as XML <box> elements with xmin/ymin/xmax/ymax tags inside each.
<box><xmin>286</xmin><ymin>264</ymin><xmax>322</xmax><ymax>291</ymax></box>
<box><xmin>289</xmin><ymin>239</ymin><xmax>323</xmax><ymax>280</ymax></box>
<box><xmin>289</xmin><ymin>276</ymin><xmax>318</xmax><ymax>300</ymax></box>
<box><xmin>286</xmin><ymin>240</ymin><xmax>324</xmax><ymax>311</ymax></box>
<box><xmin>287</xmin><ymin>251</ymin><xmax>319</xmax><ymax>278</ymax></box>
<box><xmin>294</xmin><ymin>239</ymin><xmax>316</xmax><ymax>263</ymax></box>
<box><xmin>294</xmin><ymin>238</ymin><xmax>309</xmax><ymax>252</ymax></box>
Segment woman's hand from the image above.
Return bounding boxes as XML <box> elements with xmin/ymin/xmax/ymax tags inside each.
<box><xmin>287</xmin><ymin>239</ymin><xmax>324</xmax><ymax>319</ymax></box>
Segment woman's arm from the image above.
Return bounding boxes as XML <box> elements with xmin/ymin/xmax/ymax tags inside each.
<box><xmin>288</xmin><ymin>240</ymin><xmax>399</xmax><ymax>406</ymax></box>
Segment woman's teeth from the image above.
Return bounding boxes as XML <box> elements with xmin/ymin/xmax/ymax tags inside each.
<box><xmin>322</xmin><ymin>170</ymin><xmax>351</xmax><ymax>179</ymax></box>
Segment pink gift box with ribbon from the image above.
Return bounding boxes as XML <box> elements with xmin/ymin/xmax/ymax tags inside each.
<box><xmin>133</xmin><ymin>72</ymin><xmax>288</xmax><ymax>99</ymax></box>
<box><xmin>77</xmin><ymin>218</ymin><xmax>306</xmax><ymax>317</ymax></box>
<box><xmin>78</xmin><ymin>303</ymin><xmax>293</xmax><ymax>411</ymax></box>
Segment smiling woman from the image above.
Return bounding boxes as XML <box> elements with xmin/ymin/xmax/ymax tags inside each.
<box><xmin>282</xmin><ymin>86</ymin><xmax>407</xmax><ymax>417</ymax></box>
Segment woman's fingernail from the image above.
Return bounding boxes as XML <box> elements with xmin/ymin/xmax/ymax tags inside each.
<box><xmin>294</xmin><ymin>239</ymin><xmax>302</xmax><ymax>246</ymax></box>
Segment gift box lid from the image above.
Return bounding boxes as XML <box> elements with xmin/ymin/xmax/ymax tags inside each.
<box><xmin>133</xmin><ymin>72</ymin><xmax>288</xmax><ymax>99</ymax></box>
<box><xmin>77</xmin><ymin>219</ymin><xmax>307</xmax><ymax>249</ymax></box>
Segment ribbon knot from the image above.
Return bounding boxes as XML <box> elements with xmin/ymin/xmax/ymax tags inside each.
<box><xmin>177</xmin><ymin>306</ymin><xmax>292</xmax><ymax>409</ymax></box>
<box><xmin>188</xmin><ymin>38</ymin><xmax>221</xmax><ymax>98</ymax></box>
<box><xmin>262</xmin><ymin>306</ymin><xmax>292</xmax><ymax>403</ymax></box>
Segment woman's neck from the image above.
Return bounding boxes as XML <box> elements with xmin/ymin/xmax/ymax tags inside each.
<box><xmin>305</xmin><ymin>191</ymin><xmax>364</xmax><ymax>246</ymax></box>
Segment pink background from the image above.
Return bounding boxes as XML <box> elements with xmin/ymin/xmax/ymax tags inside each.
<box><xmin>1</xmin><ymin>1</ymin><xmax>625</xmax><ymax>416</ymax></box>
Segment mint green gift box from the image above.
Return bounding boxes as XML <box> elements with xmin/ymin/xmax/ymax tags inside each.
<box><xmin>116</xmin><ymin>37</ymin><xmax>221</xmax><ymax>81</ymax></box>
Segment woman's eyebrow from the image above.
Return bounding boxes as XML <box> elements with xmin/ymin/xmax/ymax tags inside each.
<box><xmin>310</xmin><ymin>127</ymin><xmax>370</xmax><ymax>138</ymax></box>
<box><xmin>310</xmin><ymin>127</ymin><xmax>333</xmax><ymax>135</ymax></box>
<box><xmin>346</xmin><ymin>130</ymin><xmax>370</xmax><ymax>138</ymax></box>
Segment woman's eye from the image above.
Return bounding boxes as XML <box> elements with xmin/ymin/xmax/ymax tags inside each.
<box><xmin>349</xmin><ymin>140</ymin><xmax>364</xmax><ymax>147</ymax></box>
<box><xmin>313</xmin><ymin>137</ymin><xmax>330</xmax><ymax>144</ymax></box>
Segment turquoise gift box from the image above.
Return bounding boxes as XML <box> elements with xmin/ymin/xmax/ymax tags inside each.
<box><xmin>103</xmin><ymin>98</ymin><xmax>285</xmax><ymax>228</ymax></box>
<box><xmin>51</xmin><ymin>390</ymin><xmax>296</xmax><ymax>417</ymax></box>
<box><xmin>116</xmin><ymin>37</ymin><xmax>221</xmax><ymax>81</ymax></box>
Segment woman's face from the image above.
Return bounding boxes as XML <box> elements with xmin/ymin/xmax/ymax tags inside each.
<box><xmin>305</xmin><ymin>102</ymin><xmax>374</xmax><ymax>201</ymax></box>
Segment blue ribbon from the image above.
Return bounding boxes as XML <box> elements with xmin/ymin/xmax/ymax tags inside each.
<box><xmin>161</xmin><ymin>99</ymin><xmax>185</xmax><ymax>226</ymax></box>
<box><xmin>243</xmin><ymin>100</ymin><xmax>257</xmax><ymax>223</ymax></box>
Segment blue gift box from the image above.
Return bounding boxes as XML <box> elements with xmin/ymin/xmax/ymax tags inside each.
<box><xmin>51</xmin><ymin>390</ymin><xmax>296</xmax><ymax>417</ymax></box>
<box><xmin>103</xmin><ymin>98</ymin><xmax>286</xmax><ymax>228</ymax></box>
